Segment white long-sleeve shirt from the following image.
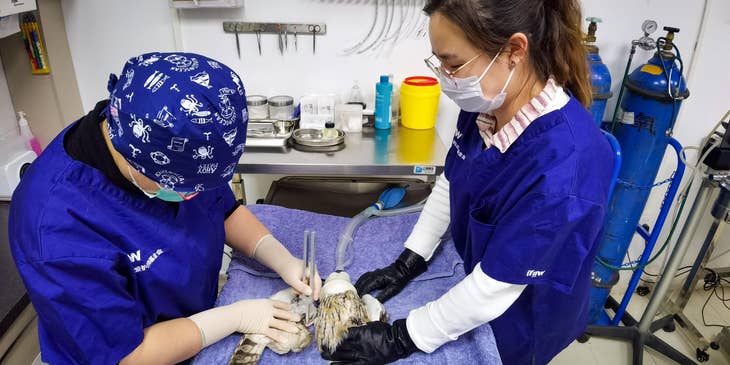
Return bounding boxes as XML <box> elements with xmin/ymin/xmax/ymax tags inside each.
<box><xmin>402</xmin><ymin>173</ymin><xmax>527</xmax><ymax>353</ymax></box>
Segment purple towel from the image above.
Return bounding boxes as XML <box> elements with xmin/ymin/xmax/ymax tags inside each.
<box><xmin>192</xmin><ymin>205</ymin><xmax>502</xmax><ymax>365</ymax></box>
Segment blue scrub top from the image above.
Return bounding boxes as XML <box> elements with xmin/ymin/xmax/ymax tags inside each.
<box><xmin>9</xmin><ymin>123</ymin><xmax>237</xmax><ymax>365</ymax></box>
<box><xmin>445</xmin><ymin>97</ymin><xmax>613</xmax><ymax>364</ymax></box>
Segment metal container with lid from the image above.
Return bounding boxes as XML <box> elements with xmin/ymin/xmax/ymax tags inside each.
<box><xmin>268</xmin><ymin>95</ymin><xmax>295</xmax><ymax>120</ymax></box>
<box><xmin>247</xmin><ymin>95</ymin><xmax>268</xmax><ymax>120</ymax></box>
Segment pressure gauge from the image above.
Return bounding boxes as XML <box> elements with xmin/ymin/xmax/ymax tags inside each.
<box><xmin>642</xmin><ymin>20</ymin><xmax>658</xmax><ymax>35</ymax></box>
<box><xmin>637</xmin><ymin>36</ymin><xmax>657</xmax><ymax>51</ymax></box>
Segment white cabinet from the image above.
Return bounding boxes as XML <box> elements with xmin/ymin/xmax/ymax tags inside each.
<box><xmin>0</xmin><ymin>0</ymin><xmax>36</xmax><ymax>17</ymax></box>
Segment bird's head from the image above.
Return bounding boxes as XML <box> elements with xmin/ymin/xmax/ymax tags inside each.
<box><xmin>321</xmin><ymin>271</ymin><xmax>357</xmax><ymax>298</ymax></box>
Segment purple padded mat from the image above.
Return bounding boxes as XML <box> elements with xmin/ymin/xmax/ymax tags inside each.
<box><xmin>192</xmin><ymin>205</ymin><xmax>502</xmax><ymax>365</ymax></box>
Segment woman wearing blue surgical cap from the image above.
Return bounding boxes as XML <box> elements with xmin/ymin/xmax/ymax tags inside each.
<box><xmin>325</xmin><ymin>1</ymin><xmax>614</xmax><ymax>364</ymax></box>
<box><xmin>9</xmin><ymin>53</ymin><xmax>321</xmax><ymax>365</ymax></box>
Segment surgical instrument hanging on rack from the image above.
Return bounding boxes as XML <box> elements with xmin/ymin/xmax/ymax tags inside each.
<box><xmin>255</xmin><ymin>30</ymin><xmax>262</xmax><ymax>55</ymax></box>
<box><xmin>309</xmin><ymin>24</ymin><xmax>321</xmax><ymax>54</ymax></box>
<box><xmin>223</xmin><ymin>22</ymin><xmax>327</xmax><ymax>56</ymax></box>
<box><xmin>234</xmin><ymin>26</ymin><xmax>241</xmax><ymax>59</ymax></box>
<box><xmin>342</xmin><ymin>0</ymin><xmax>428</xmax><ymax>56</ymax></box>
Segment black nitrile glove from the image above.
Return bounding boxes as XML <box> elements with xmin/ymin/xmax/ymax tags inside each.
<box><xmin>354</xmin><ymin>248</ymin><xmax>427</xmax><ymax>303</ymax></box>
<box><xmin>322</xmin><ymin>319</ymin><xmax>419</xmax><ymax>365</ymax></box>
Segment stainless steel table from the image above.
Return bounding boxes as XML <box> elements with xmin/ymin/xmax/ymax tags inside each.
<box><xmin>235</xmin><ymin>126</ymin><xmax>448</xmax><ymax>203</ymax></box>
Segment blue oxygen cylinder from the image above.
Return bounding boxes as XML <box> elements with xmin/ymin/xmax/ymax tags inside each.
<box><xmin>585</xmin><ymin>18</ymin><xmax>613</xmax><ymax>126</ymax></box>
<box><xmin>588</xmin><ymin>27</ymin><xmax>689</xmax><ymax>324</ymax></box>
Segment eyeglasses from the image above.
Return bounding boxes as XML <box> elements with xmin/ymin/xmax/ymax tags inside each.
<box><xmin>424</xmin><ymin>53</ymin><xmax>481</xmax><ymax>88</ymax></box>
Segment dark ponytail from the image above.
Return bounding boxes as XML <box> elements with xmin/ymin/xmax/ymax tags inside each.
<box><xmin>543</xmin><ymin>1</ymin><xmax>592</xmax><ymax>107</ymax></box>
<box><xmin>424</xmin><ymin>0</ymin><xmax>592</xmax><ymax>107</ymax></box>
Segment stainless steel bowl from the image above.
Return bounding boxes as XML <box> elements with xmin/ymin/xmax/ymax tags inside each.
<box><xmin>292</xmin><ymin>128</ymin><xmax>345</xmax><ymax>147</ymax></box>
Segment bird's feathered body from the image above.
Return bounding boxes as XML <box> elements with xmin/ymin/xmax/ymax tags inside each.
<box><xmin>315</xmin><ymin>272</ymin><xmax>388</xmax><ymax>354</ymax></box>
<box><xmin>227</xmin><ymin>288</ymin><xmax>316</xmax><ymax>365</ymax></box>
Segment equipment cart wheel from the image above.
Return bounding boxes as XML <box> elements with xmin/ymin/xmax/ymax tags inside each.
<box><xmin>696</xmin><ymin>348</ymin><xmax>709</xmax><ymax>362</ymax></box>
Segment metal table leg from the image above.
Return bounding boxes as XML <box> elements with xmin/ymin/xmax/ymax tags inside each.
<box><xmin>232</xmin><ymin>173</ymin><xmax>247</xmax><ymax>205</ymax></box>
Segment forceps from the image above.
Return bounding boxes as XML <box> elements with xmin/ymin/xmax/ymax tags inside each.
<box><xmin>301</xmin><ymin>230</ymin><xmax>317</xmax><ymax>323</ymax></box>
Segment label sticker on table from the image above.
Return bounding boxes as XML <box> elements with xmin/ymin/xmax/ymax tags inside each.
<box><xmin>414</xmin><ymin>165</ymin><xmax>437</xmax><ymax>175</ymax></box>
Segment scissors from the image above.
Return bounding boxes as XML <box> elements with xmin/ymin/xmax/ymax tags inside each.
<box><xmin>308</xmin><ymin>25</ymin><xmax>321</xmax><ymax>54</ymax></box>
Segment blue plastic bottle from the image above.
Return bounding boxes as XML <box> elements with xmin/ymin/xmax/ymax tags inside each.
<box><xmin>374</xmin><ymin>75</ymin><xmax>393</xmax><ymax>129</ymax></box>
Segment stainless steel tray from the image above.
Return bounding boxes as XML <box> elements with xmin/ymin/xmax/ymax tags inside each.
<box><xmin>246</xmin><ymin>119</ymin><xmax>297</xmax><ymax>149</ymax></box>
<box><xmin>247</xmin><ymin>119</ymin><xmax>296</xmax><ymax>137</ymax></box>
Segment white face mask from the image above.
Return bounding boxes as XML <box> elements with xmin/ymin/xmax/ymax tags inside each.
<box><xmin>438</xmin><ymin>54</ymin><xmax>516</xmax><ymax>113</ymax></box>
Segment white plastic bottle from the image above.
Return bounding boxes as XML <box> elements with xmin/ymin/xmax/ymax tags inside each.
<box><xmin>17</xmin><ymin>112</ymin><xmax>41</xmax><ymax>156</ymax></box>
<box><xmin>389</xmin><ymin>74</ymin><xmax>400</xmax><ymax>124</ymax></box>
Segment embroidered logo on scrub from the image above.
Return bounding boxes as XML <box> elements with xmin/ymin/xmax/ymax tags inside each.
<box><xmin>452</xmin><ymin>129</ymin><xmax>466</xmax><ymax>160</ymax></box>
<box><xmin>127</xmin><ymin>249</ymin><xmax>165</xmax><ymax>273</ymax></box>
<box><xmin>526</xmin><ymin>270</ymin><xmax>545</xmax><ymax>278</ymax></box>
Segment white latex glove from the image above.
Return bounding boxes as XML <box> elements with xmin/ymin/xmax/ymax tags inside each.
<box><xmin>189</xmin><ymin>298</ymin><xmax>300</xmax><ymax>348</ymax></box>
<box><xmin>253</xmin><ymin>234</ymin><xmax>322</xmax><ymax>300</ymax></box>
<box><xmin>231</xmin><ymin>299</ymin><xmax>300</xmax><ymax>335</ymax></box>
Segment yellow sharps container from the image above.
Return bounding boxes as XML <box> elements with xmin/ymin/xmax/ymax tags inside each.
<box><xmin>399</xmin><ymin>76</ymin><xmax>440</xmax><ymax>130</ymax></box>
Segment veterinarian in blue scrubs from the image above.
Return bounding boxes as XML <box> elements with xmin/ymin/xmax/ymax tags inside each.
<box><xmin>325</xmin><ymin>1</ymin><xmax>614</xmax><ymax>364</ymax></box>
<box><xmin>10</xmin><ymin>53</ymin><xmax>321</xmax><ymax>365</ymax></box>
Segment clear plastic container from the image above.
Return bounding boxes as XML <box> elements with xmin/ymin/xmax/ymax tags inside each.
<box><xmin>336</xmin><ymin>104</ymin><xmax>364</xmax><ymax>133</ymax></box>
<box><xmin>247</xmin><ymin>95</ymin><xmax>268</xmax><ymax>120</ymax></box>
<box><xmin>268</xmin><ymin>95</ymin><xmax>295</xmax><ymax>120</ymax></box>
